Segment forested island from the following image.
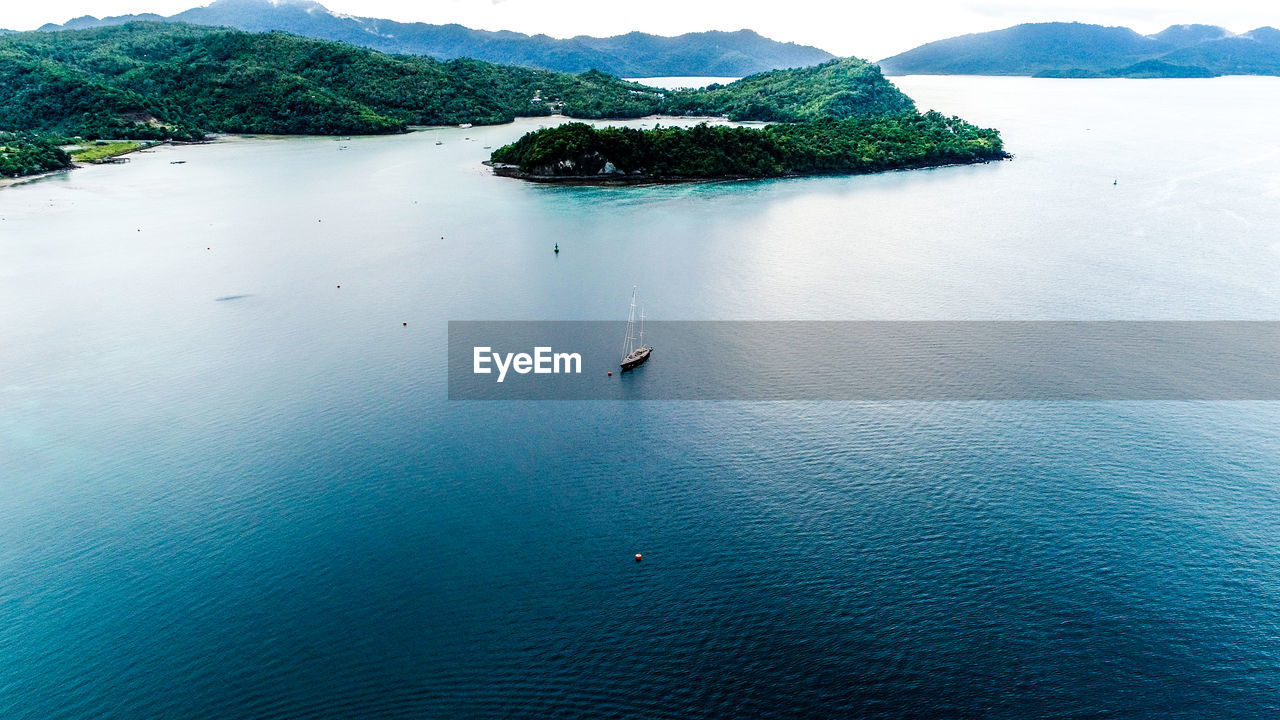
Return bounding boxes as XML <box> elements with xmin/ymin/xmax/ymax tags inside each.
<box><xmin>488</xmin><ymin>60</ymin><xmax>1008</xmax><ymax>183</ymax></box>
<box><xmin>0</xmin><ymin>22</ymin><xmax>1007</xmax><ymax>181</ymax></box>
<box><xmin>489</xmin><ymin>114</ymin><xmax>1007</xmax><ymax>182</ymax></box>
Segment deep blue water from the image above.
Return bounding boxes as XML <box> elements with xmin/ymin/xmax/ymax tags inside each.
<box><xmin>4</xmin><ymin>77</ymin><xmax>1280</xmax><ymax>718</ymax></box>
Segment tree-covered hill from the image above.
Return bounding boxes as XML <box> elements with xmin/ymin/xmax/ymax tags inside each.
<box><xmin>662</xmin><ymin>58</ymin><xmax>916</xmax><ymax>121</ymax></box>
<box><xmin>0</xmin><ymin>23</ymin><xmax>666</xmax><ymax>138</ymax></box>
<box><xmin>0</xmin><ymin>25</ymin><xmax>925</xmax><ymax>141</ymax></box>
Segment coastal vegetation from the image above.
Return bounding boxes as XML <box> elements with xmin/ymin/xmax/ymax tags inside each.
<box><xmin>0</xmin><ymin>134</ymin><xmax>72</xmax><ymax>178</ymax></box>
<box><xmin>489</xmin><ymin>114</ymin><xmax>1008</xmax><ymax>181</ymax></box>
<box><xmin>69</xmin><ymin>140</ymin><xmax>145</xmax><ymax>162</ymax></box>
<box><xmin>0</xmin><ymin>22</ymin><xmax>666</xmax><ymax>140</ymax></box>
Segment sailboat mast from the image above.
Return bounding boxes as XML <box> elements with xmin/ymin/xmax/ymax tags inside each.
<box><xmin>639</xmin><ymin>304</ymin><xmax>645</xmax><ymax>348</ymax></box>
<box><xmin>622</xmin><ymin>286</ymin><xmax>637</xmax><ymax>361</ymax></box>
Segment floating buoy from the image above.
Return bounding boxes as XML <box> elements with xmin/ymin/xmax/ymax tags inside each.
<box><xmin>635</xmin><ymin>553</ymin><xmax>643</xmax><ymax>562</ymax></box>
<box><xmin>337</xmin><ymin>285</ymin><xmax>341</xmax><ymax>288</ymax></box>
<box><xmin>554</xmin><ymin>243</ymin><xmax>559</xmax><ymax>254</ymax></box>
<box><xmin>402</xmin><ymin>322</ymin><xmax>407</xmax><ymax>326</ymax></box>
<box><xmin>607</xmin><ymin>372</ymin><xmax>612</xmax><ymax>376</ymax></box>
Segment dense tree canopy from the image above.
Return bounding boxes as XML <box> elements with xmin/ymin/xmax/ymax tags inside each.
<box><xmin>0</xmin><ymin>23</ymin><xmax>667</xmax><ymax>139</ymax></box>
<box><xmin>662</xmin><ymin>58</ymin><xmax>917</xmax><ymax>121</ymax></box>
<box><xmin>0</xmin><ymin>134</ymin><xmax>72</xmax><ymax>178</ymax></box>
<box><xmin>490</xmin><ymin>114</ymin><xmax>1008</xmax><ymax>180</ymax></box>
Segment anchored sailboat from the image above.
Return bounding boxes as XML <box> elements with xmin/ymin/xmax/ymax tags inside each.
<box><xmin>620</xmin><ymin>287</ymin><xmax>653</xmax><ymax>372</ymax></box>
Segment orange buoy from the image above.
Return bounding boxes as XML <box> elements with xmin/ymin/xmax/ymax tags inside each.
<box><xmin>635</xmin><ymin>553</ymin><xmax>643</xmax><ymax>562</ymax></box>
<box><xmin>607</xmin><ymin>372</ymin><xmax>613</xmax><ymax>376</ymax></box>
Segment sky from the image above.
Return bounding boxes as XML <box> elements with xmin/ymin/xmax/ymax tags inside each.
<box><xmin>3</xmin><ymin>0</ymin><xmax>1277</xmax><ymax>59</ymax></box>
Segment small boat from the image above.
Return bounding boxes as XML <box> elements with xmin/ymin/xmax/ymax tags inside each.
<box><xmin>458</xmin><ymin>123</ymin><xmax>473</xmax><ymax>129</ymax></box>
<box><xmin>435</xmin><ymin>141</ymin><xmax>443</xmax><ymax>146</ymax></box>
<box><xmin>620</xmin><ymin>287</ymin><xmax>652</xmax><ymax>372</ymax></box>
<box><xmin>169</xmin><ymin>160</ymin><xmax>186</xmax><ymax>164</ymax></box>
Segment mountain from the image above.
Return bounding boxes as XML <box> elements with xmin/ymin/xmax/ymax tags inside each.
<box><xmin>878</xmin><ymin>21</ymin><xmax>1280</xmax><ymax>77</ymax></box>
<box><xmin>1149</xmin><ymin>24</ymin><xmax>1232</xmax><ymax>48</ymax></box>
<box><xmin>878</xmin><ymin>23</ymin><xmax>1172</xmax><ymax>76</ymax></box>
<box><xmin>1161</xmin><ymin>28</ymin><xmax>1280</xmax><ymax>75</ymax></box>
<box><xmin>0</xmin><ymin>23</ymin><xmax>911</xmax><ymax>140</ymax></box>
<box><xmin>35</xmin><ymin>0</ymin><xmax>835</xmax><ymax>76</ymax></box>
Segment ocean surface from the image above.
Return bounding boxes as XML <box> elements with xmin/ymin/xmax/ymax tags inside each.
<box><xmin>4</xmin><ymin>76</ymin><xmax>1280</xmax><ymax>718</ymax></box>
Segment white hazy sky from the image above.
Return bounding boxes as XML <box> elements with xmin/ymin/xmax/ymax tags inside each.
<box><xmin>4</xmin><ymin>0</ymin><xmax>1277</xmax><ymax>59</ymax></box>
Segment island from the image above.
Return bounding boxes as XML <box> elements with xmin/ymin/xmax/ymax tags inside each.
<box><xmin>488</xmin><ymin>115</ymin><xmax>1008</xmax><ymax>183</ymax></box>
<box><xmin>488</xmin><ymin>59</ymin><xmax>1008</xmax><ymax>183</ymax></box>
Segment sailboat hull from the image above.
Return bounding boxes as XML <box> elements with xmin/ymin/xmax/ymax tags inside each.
<box><xmin>620</xmin><ymin>347</ymin><xmax>652</xmax><ymax>372</ymax></box>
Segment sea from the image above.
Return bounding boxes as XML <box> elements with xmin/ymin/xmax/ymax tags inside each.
<box><xmin>3</xmin><ymin>76</ymin><xmax>1280</xmax><ymax>718</ymax></box>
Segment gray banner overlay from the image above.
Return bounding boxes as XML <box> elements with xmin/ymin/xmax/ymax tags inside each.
<box><xmin>448</xmin><ymin>321</ymin><xmax>1280</xmax><ymax>400</ymax></box>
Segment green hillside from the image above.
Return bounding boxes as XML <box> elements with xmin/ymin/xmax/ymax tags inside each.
<box><xmin>663</xmin><ymin>58</ymin><xmax>916</xmax><ymax>121</ymax></box>
<box><xmin>0</xmin><ymin>23</ymin><xmax>665</xmax><ymax>138</ymax></box>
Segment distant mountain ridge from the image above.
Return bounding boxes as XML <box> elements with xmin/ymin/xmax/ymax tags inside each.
<box><xmin>35</xmin><ymin>0</ymin><xmax>835</xmax><ymax>76</ymax></box>
<box><xmin>879</xmin><ymin>22</ymin><xmax>1280</xmax><ymax>77</ymax></box>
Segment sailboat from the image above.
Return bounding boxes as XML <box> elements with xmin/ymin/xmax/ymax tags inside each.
<box><xmin>620</xmin><ymin>287</ymin><xmax>653</xmax><ymax>372</ymax></box>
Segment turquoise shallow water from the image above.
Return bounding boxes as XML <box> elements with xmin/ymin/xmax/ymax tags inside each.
<box><xmin>4</xmin><ymin>77</ymin><xmax>1280</xmax><ymax>718</ymax></box>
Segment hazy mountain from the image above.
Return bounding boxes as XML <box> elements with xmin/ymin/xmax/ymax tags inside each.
<box><xmin>878</xmin><ymin>23</ymin><xmax>1171</xmax><ymax>76</ymax></box>
<box><xmin>1149</xmin><ymin>24</ymin><xmax>1233</xmax><ymax>48</ymax></box>
<box><xmin>878</xmin><ymin>21</ymin><xmax>1280</xmax><ymax>77</ymax></box>
<box><xmin>36</xmin><ymin>0</ymin><xmax>835</xmax><ymax>76</ymax></box>
<box><xmin>1161</xmin><ymin>28</ymin><xmax>1280</xmax><ymax>75</ymax></box>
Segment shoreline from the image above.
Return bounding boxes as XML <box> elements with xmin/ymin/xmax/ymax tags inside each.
<box><xmin>1</xmin><ymin>138</ymin><xmax>218</xmax><ymax>188</ymax></box>
<box><xmin>485</xmin><ymin>154</ymin><xmax>1012</xmax><ymax>186</ymax></box>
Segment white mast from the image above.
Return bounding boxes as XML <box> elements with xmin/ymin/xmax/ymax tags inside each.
<box><xmin>639</xmin><ymin>304</ymin><xmax>645</xmax><ymax>348</ymax></box>
<box><xmin>622</xmin><ymin>286</ymin><xmax>638</xmax><ymax>361</ymax></box>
